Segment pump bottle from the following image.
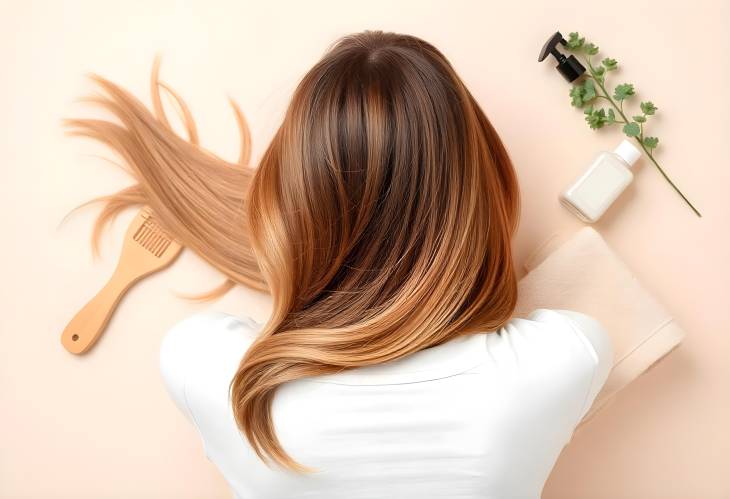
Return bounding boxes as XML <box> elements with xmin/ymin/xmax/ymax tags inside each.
<box><xmin>559</xmin><ymin>139</ymin><xmax>641</xmax><ymax>223</ymax></box>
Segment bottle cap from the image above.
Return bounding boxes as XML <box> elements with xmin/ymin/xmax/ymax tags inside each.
<box><xmin>537</xmin><ymin>31</ymin><xmax>586</xmax><ymax>82</ymax></box>
<box><xmin>613</xmin><ymin>139</ymin><xmax>641</xmax><ymax>167</ymax></box>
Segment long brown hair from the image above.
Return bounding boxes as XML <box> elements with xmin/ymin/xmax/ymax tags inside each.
<box><xmin>64</xmin><ymin>30</ymin><xmax>521</xmax><ymax>473</ymax></box>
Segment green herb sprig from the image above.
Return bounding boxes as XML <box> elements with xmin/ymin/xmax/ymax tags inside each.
<box><xmin>564</xmin><ymin>32</ymin><xmax>701</xmax><ymax>217</ymax></box>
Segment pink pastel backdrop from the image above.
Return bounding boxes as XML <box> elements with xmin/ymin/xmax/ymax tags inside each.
<box><xmin>1</xmin><ymin>1</ymin><xmax>728</xmax><ymax>497</ymax></box>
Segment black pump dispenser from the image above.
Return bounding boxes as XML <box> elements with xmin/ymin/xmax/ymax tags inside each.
<box><xmin>538</xmin><ymin>31</ymin><xmax>586</xmax><ymax>82</ymax></box>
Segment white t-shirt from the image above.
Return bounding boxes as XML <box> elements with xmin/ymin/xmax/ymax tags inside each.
<box><xmin>159</xmin><ymin>308</ymin><xmax>613</xmax><ymax>499</ymax></box>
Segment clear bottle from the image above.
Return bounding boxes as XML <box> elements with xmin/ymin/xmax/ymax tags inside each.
<box><xmin>559</xmin><ymin>139</ymin><xmax>641</xmax><ymax>223</ymax></box>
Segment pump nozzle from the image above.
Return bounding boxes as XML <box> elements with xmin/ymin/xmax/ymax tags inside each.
<box><xmin>538</xmin><ymin>31</ymin><xmax>586</xmax><ymax>82</ymax></box>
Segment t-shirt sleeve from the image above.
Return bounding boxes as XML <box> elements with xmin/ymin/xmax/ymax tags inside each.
<box><xmin>158</xmin><ymin>311</ymin><xmax>232</xmax><ymax>454</ymax></box>
<box><xmin>159</xmin><ymin>311</ymin><xmax>263</xmax><ymax>459</ymax></box>
<box><xmin>529</xmin><ymin>308</ymin><xmax>614</xmax><ymax>424</ymax></box>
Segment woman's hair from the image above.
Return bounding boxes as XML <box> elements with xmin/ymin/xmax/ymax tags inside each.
<box><xmin>64</xmin><ymin>30</ymin><xmax>521</xmax><ymax>472</ymax></box>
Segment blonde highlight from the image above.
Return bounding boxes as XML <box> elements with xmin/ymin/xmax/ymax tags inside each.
<box><xmin>64</xmin><ymin>30</ymin><xmax>521</xmax><ymax>472</ymax></box>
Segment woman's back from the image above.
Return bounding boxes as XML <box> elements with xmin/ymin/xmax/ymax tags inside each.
<box><xmin>160</xmin><ymin>307</ymin><xmax>612</xmax><ymax>498</ymax></box>
<box><xmin>72</xmin><ymin>30</ymin><xmax>538</xmax><ymax>478</ymax></box>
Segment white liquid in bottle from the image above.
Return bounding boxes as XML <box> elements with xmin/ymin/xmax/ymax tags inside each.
<box><xmin>560</xmin><ymin>139</ymin><xmax>641</xmax><ymax>223</ymax></box>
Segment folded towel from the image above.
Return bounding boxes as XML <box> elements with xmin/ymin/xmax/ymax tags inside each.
<box><xmin>513</xmin><ymin>226</ymin><xmax>686</xmax><ymax>429</ymax></box>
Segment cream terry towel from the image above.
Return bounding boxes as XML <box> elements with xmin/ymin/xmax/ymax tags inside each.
<box><xmin>514</xmin><ymin>226</ymin><xmax>686</xmax><ymax>428</ymax></box>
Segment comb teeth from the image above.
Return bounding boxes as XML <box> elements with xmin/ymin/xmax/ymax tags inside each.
<box><xmin>133</xmin><ymin>212</ymin><xmax>172</xmax><ymax>257</ymax></box>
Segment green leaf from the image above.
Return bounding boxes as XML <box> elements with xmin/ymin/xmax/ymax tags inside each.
<box><xmin>567</xmin><ymin>32</ymin><xmax>585</xmax><ymax>50</ymax></box>
<box><xmin>623</xmin><ymin>122</ymin><xmax>641</xmax><ymax>137</ymax></box>
<box><xmin>584</xmin><ymin>107</ymin><xmax>611</xmax><ymax>129</ymax></box>
<box><xmin>582</xmin><ymin>79</ymin><xmax>597</xmax><ymax>102</ymax></box>
<box><xmin>640</xmin><ymin>101</ymin><xmax>657</xmax><ymax>115</ymax></box>
<box><xmin>643</xmin><ymin>136</ymin><xmax>659</xmax><ymax>149</ymax></box>
<box><xmin>584</xmin><ymin>42</ymin><xmax>599</xmax><ymax>55</ymax></box>
<box><xmin>601</xmin><ymin>57</ymin><xmax>618</xmax><ymax>71</ymax></box>
<box><xmin>633</xmin><ymin>115</ymin><xmax>647</xmax><ymax>123</ymax></box>
<box><xmin>580</xmin><ymin>100</ymin><xmax>623</xmax><ymax>129</ymax></box>
<box><xmin>593</xmin><ymin>66</ymin><xmax>605</xmax><ymax>76</ymax></box>
<box><xmin>613</xmin><ymin>83</ymin><xmax>635</xmax><ymax>101</ymax></box>
<box><xmin>569</xmin><ymin>85</ymin><xmax>585</xmax><ymax>107</ymax></box>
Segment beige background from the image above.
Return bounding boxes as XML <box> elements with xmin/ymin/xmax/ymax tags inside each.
<box><xmin>1</xmin><ymin>0</ymin><xmax>728</xmax><ymax>497</ymax></box>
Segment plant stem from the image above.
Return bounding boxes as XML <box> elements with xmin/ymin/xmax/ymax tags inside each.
<box><xmin>639</xmin><ymin>145</ymin><xmax>702</xmax><ymax>218</ymax></box>
<box><xmin>582</xmin><ymin>57</ymin><xmax>702</xmax><ymax>217</ymax></box>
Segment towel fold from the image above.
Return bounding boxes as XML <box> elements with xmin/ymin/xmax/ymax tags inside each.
<box><xmin>514</xmin><ymin>226</ymin><xmax>685</xmax><ymax>428</ymax></box>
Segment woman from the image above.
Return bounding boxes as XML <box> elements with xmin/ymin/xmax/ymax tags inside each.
<box><xmin>69</xmin><ymin>30</ymin><xmax>612</xmax><ymax>498</ymax></box>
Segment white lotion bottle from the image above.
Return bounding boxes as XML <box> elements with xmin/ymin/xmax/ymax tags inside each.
<box><xmin>559</xmin><ymin>139</ymin><xmax>642</xmax><ymax>223</ymax></box>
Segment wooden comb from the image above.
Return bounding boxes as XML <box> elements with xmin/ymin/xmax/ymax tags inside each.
<box><xmin>61</xmin><ymin>206</ymin><xmax>183</xmax><ymax>354</ymax></box>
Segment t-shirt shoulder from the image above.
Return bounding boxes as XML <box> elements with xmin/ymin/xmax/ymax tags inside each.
<box><xmin>526</xmin><ymin>308</ymin><xmax>614</xmax><ymax>422</ymax></box>
<box><xmin>158</xmin><ymin>311</ymin><xmax>262</xmax><ymax>453</ymax></box>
